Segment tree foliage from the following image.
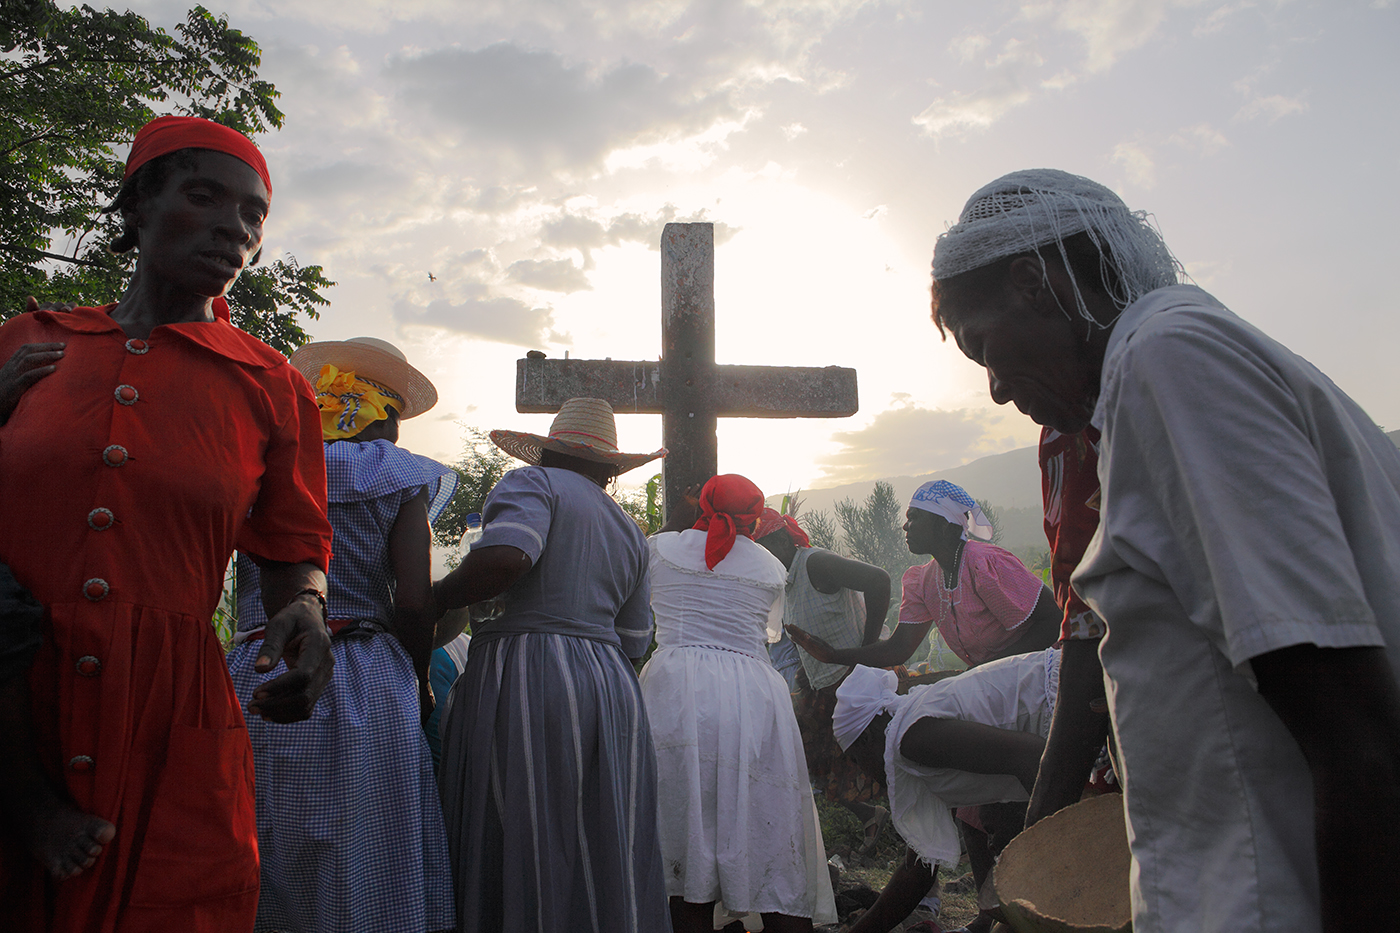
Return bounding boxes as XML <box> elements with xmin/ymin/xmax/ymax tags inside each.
<box><xmin>974</xmin><ymin>497</ymin><xmax>1004</xmax><ymax>546</ymax></box>
<box><xmin>616</xmin><ymin>473</ymin><xmax>664</xmax><ymax>535</ymax></box>
<box><xmin>0</xmin><ymin>1</ymin><xmax>330</xmax><ymax>355</ymax></box>
<box><xmin>432</xmin><ymin>427</ymin><xmax>516</xmax><ymax>562</ymax></box>
<box><xmin>799</xmin><ymin>509</ymin><xmax>838</xmax><ymax>551</ymax></box>
<box><xmin>831</xmin><ymin>481</ymin><xmax>919</xmax><ymax>585</ymax></box>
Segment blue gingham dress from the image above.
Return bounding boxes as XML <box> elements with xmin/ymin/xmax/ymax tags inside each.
<box><xmin>227</xmin><ymin>439</ymin><xmax>458</xmax><ymax>933</ymax></box>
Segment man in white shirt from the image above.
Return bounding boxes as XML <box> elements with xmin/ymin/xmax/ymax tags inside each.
<box><xmin>926</xmin><ymin>169</ymin><xmax>1400</xmax><ymax>933</ymax></box>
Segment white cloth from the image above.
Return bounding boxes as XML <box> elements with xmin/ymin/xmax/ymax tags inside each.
<box><xmin>908</xmin><ymin>479</ymin><xmax>993</xmax><ymax>541</ymax></box>
<box><xmin>931</xmin><ymin>168</ymin><xmax>1180</xmax><ymax>325</ymax></box>
<box><xmin>832</xmin><ymin>665</ymin><xmax>900</xmax><ymax>751</ymax></box>
<box><xmin>884</xmin><ymin>649</ymin><xmax>1060</xmax><ymax>868</ymax></box>
<box><xmin>1073</xmin><ymin>285</ymin><xmax>1400</xmax><ymax>933</ymax></box>
<box><xmin>640</xmin><ymin>531</ymin><xmax>837</xmax><ymax>921</ymax></box>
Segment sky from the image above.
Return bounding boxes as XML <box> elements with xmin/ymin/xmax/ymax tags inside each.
<box><xmin>122</xmin><ymin>0</ymin><xmax>1400</xmax><ymax>501</ymax></box>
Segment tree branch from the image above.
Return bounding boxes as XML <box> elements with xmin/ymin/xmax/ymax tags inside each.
<box><xmin>0</xmin><ymin>130</ymin><xmax>74</xmax><ymax>158</ymax></box>
<box><xmin>0</xmin><ymin>244</ymin><xmax>104</xmax><ymax>267</ymax></box>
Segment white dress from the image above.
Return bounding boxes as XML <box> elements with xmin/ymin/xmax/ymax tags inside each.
<box><xmin>884</xmin><ymin>648</ymin><xmax>1061</xmax><ymax>868</ymax></box>
<box><xmin>640</xmin><ymin>530</ymin><xmax>837</xmax><ymax>921</ymax></box>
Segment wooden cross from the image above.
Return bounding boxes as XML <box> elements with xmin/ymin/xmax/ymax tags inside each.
<box><xmin>515</xmin><ymin>222</ymin><xmax>859</xmax><ymax>516</ymax></box>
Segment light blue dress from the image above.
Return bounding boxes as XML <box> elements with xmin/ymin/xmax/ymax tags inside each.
<box><xmin>227</xmin><ymin>439</ymin><xmax>457</xmax><ymax>933</ymax></box>
<box><xmin>437</xmin><ymin>465</ymin><xmax>670</xmax><ymax>933</ymax></box>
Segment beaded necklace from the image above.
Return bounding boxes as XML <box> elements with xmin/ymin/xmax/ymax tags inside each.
<box><xmin>932</xmin><ymin>537</ymin><xmax>967</xmax><ymax>629</ymax></box>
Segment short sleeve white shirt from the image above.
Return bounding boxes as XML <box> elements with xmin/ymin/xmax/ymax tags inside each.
<box><xmin>1073</xmin><ymin>286</ymin><xmax>1400</xmax><ymax>933</ymax></box>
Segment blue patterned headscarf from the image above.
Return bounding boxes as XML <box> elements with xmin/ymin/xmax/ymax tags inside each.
<box><xmin>909</xmin><ymin>480</ymin><xmax>993</xmax><ymax>541</ymax></box>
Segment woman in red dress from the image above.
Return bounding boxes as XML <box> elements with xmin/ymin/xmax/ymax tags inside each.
<box><xmin>0</xmin><ymin>117</ymin><xmax>335</xmax><ymax>933</ymax></box>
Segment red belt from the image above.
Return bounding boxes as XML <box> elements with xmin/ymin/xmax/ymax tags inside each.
<box><xmin>242</xmin><ymin>619</ymin><xmax>356</xmax><ymax>641</ymax></box>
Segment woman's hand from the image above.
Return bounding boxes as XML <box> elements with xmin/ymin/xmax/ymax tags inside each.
<box><xmin>656</xmin><ymin>482</ymin><xmax>705</xmax><ymax>534</ymax></box>
<box><xmin>23</xmin><ymin>297</ymin><xmax>76</xmax><ymax>314</ymax></box>
<box><xmin>786</xmin><ymin>624</ymin><xmax>839</xmax><ymax>663</ymax></box>
<box><xmin>249</xmin><ymin>591</ymin><xmax>335</xmax><ymax>722</ymax></box>
<box><xmin>0</xmin><ymin>341</ymin><xmax>65</xmax><ymax>426</ymax></box>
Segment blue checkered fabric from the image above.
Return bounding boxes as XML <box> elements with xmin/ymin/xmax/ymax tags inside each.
<box><xmin>227</xmin><ymin>438</ymin><xmax>457</xmax><ymax>932</ymax></box>
<box><xmin>237</xmin><ymin>439</ymin><xmax>457</xmax><ymax>630</ymax></box>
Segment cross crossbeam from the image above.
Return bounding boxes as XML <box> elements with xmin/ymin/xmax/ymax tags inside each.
<box><xmin>513</xmin><ymin>222</ymin><xmax>859</xmax><ymax>516</ymax></box>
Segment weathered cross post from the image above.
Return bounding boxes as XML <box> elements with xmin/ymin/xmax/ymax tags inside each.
<box><xmin>515</xmin><ymin>222</ymin><xmax>858</xmax><ymax>517</ymax></box>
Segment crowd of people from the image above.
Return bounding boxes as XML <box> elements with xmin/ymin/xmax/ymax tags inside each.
<box><xmin>0</xmin><ymin>115</ymin><xmax>1396</xmax><ymax>933</ymax></box>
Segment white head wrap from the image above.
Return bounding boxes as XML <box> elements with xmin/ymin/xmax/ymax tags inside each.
<box><xmin>908</xmin><ymin>480</ymin><xmax>993</xmax><ymax>541</ymax></box>
<box><xmin>932</xmin><ymin>169</ymin><xmax>1182</xmax><ymax>328</ymax></box>
<box><xmin>833</xmin><ymin>665</ymin><xmax>902</xmax><ymax>752</ymax></box>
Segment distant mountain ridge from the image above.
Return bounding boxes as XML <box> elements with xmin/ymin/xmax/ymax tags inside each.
<box><xmin>776</xmin><ymin>428</ymin><xmax>1400</xmax><ymax>560</ymax></box>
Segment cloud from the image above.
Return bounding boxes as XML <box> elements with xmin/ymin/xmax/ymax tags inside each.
<box><xmin>1044</xmin><ymin>0</ymin><xmax>1181</xmax><ymax>74</ymax></box>
<box><xmin>814</xmin><ymin>402</ymin><xmax>1018</xmax><ymax>485</ymax></box>
<box><xmin>912</xmin><ymin>37</ymin><xmax>1041</xmax><ymax>137</ymax></box>
<box><xmin>383</xmin><ymin>42</ymin><xmax>743</xmax><ymax>178</ymax></box>
<box><xmin>1111</xmin><ymin>141</ymin><xmax>1156</xmax><ymax>188</ymax></box>
<box><xmin>1192</xmin><ymin>3</ymin><xmax>1244</xmax><ymax>37</ymax></box>
<box><xmin>540</xmin><ymin>205</ymin><xmax>739</xmax><ymax>262</ymax></box>
<box><xmin>949</xmin><ymin>33</ymin><xmax>991</xmax><ymax>63</ymax></box>
<box><xmin>1170</xmin><ymin>122</ymin><xmax>1229</xmax><ymax>156</ymax></box>
<box><xmin>1232</xmin><ymin>62</ymin><xmax>1310</xmax><ymax>125</ymax></box>
<box><xmin>1235</xmin><ymin>93</ymin><xmax>1308</xmax><ymax>122</ymax></box>
<box><xmin>392</xmin><ymin>286</ymin><xmax>569</xmax><ymax>346</ymax></box>
<box><xmin>506</xmin><ymin>258</ymin><xmax>593</xmax><ymax>292</ymax></box>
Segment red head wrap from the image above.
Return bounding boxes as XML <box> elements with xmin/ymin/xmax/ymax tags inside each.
<box><xmin>692</xmin><ymin>474</ymin><xmax>766</xmax><ymax>570</ymax></box>
<box><xmin>754</xmin><ymin>507</ymin><xmax>811</xmax><ymax>549</ymax></box>
<box><xmin>124</xmin><ymin>115</ymin><xmax>272</xmax><ymax>195</ymax></box>
<box><xmin>122</xmin><ymin>116</ymin><xmax>269</xmax><ymax>324</ymax></box>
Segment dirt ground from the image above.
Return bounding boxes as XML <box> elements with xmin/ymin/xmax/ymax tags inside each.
<box><xmin>816</xmin><ymin>796</ymin><xmax>982</xmax><ymax>931</ymax></box>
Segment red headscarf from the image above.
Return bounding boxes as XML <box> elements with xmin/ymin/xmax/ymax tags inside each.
<box><xmin>124</xmin><ymin>115</ymin><xmax>272</xmax><ymax>195</ymax></box>
<box><xmin>692</xmin><ymin>474</ymin><xmax>766</xmax><ymax>570</ymax></box>
<box><xmin>754</xmin><ymin>507</ymin><xmax>811</xmax><ymax>548</ymax></box>
<box><xmin>123</xmin><ymin>116</ymin><xmax>271</xmax><ymax>324</ymax></box>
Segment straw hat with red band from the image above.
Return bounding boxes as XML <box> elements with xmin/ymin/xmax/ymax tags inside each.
<box><xmin>289</xmin><ymin>337</ymin><xmax>438</xmax><ymax>420</ymax></box>
<box><xmin>490</xmin><ymin>398</ymin><xmax>666</xmax><ymax>475</ymax></box>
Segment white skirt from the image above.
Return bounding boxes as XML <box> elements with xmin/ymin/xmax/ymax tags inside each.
<box><xmin>886</xmin><ymin>647</ymin><xmax>1062</xmax><ymax>868</ymax></box>
<box><xmin>640</xmin><ymin>644</ymin><xmax>837</xmax><ymax>921</ymax></box>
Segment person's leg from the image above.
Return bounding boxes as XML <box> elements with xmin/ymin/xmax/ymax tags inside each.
<box><xmin>0</xmin><ymin>676</ymin><xmax>114</xmax><ymax>879</ymax></box>
<box><xmin>842</xmin><ymin>798</ymin><xmax>890</xmax><ymax>851</ymax></box>
<box><xmin>669</xmin><ymin>897</ymin><xmax>717</xmax><ymax>933</ymax></box>
<box><xmin>760</xmin><ymin>911</ymin><xmax>814</xmax><ymax>933</ymax></box>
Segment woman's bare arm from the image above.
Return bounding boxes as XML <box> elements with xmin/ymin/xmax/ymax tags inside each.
<box><xmin>431</xmin><ymin>545</ymin><xmax>532</xmax><ymax>647</ymax></box>
<box><xmin>388</xmin><ymin>490</ymin><xmax>434</xmax><ymax>713</ymax></box>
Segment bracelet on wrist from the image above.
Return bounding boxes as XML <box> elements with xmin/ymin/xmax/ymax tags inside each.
<box><xmin>291</xmin><ymin>587</ymin><xmax>328</xmax><ymax>622</ymax></box>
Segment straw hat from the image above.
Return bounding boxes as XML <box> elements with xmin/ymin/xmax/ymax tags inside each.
<box><xmin>490</xmin><ymin>398</ymin><xmax>666</xmax><ymax>474</ymax></box>
<box><xmin>289</xmin><ymin>337</ymin><xmax>438</xmax><ymax>419</ymax></box>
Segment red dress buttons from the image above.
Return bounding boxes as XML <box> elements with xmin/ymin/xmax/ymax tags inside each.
<box><xmin>68</xmin><ymin>756</ymin><xmax>95</xmax><ymax>774</ymax></box>
<box><xmin>76</xmin><ymin>656</ymin><xmax>102</xmax><ymax>676</ymax></box>
<box><xmin>102</xmin><ymin>445</ymin><xmax>129</xmax><ymax>467</ymax></box>
<box><xmin>124</xmin><ymin>338</ymin><xmax>149</xmax><ymax>355</ymax></box>
<box><xmin>114</xmin><ymin>385</ymin><xmax>139</xmax><ymax>405</ymax></box>
<box><xmin>83</xmin><ymin>578</ymin><xmax>109</xmax><ymax>601</ymax></box>
<box><xmin>87</xmin><ymin>508</ymin><xmax>114</xmax><ymax>530</ymax></box>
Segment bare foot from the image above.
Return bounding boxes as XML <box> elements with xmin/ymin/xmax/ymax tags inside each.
<box><xmin>16</xmin><ymin>793</ymin><xmax>115</xmax><ymax>880</ymax></box>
